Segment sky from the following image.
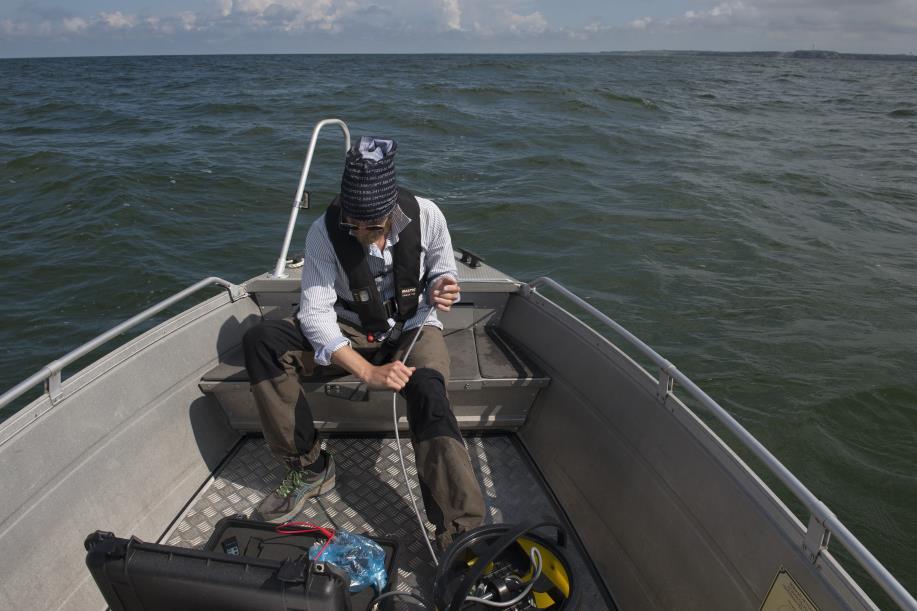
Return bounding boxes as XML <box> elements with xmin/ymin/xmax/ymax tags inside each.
<box><xmin>1</xmin><ymin>0</ymin><xmax>916</xmax><ymax>57</ymax></box>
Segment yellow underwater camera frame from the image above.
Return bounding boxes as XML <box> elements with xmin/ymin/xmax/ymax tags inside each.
<box><xmin>432</xmin><ymin>520</ymin><xmax>578</xmax><ymax>610</ymax></box>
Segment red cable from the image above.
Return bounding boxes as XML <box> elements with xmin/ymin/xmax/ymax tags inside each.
<box><xmin>275</xmin><ymin>521</ymin><xmax>335</xmax><ymax>561</ymax></box>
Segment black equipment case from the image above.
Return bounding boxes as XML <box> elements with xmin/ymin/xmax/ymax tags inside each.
<box><xmin>85</xmin><ymin>530</ymin><xmax>352</xmax><ymax>610</ymax></box>
<box><xmin>203</xmin><ymin>517</ymin><xmax>399</xmax><ymax>611</ymax></box>
<box><xmin>84</xmin><ymin>518</ymin><xmax>398</xmax><ymax>611</ymax></box>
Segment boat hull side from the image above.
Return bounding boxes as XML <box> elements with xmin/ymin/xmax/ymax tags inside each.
<box><xmin>502</xmin><ymin>291</ymin><xmax>875</xmax><ymax>611</ymax></box>
<box><xmin>0</xmin><ymin>292</ymin><xmax>260</xmax><ymax>611</ymax></box>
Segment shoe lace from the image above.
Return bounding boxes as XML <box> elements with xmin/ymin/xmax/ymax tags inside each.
<box><xmin>276</xmin><ymin>468</ymin><xmax>308</xmax><ymax>497</ymax></box>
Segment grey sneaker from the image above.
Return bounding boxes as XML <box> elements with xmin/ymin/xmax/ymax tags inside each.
<box><xmin>253</xmin><ymin>451</ymin><xmax>336</xmax><ymax>523</ymax></box>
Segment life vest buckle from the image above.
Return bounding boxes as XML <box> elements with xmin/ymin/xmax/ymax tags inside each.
<box><xmin>367</xmin><ymin>319</ymin><xmax>401</xmax><ymax>344</ymax></box>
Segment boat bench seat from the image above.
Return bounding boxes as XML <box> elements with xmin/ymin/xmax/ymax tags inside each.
<box><xmin>199</xmin><ymin>325</ymin><xmax>550</xmax><ymax>432</ymax></box>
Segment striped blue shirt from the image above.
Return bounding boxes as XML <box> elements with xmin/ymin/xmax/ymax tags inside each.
<box><xmin>297</xmin><ymin>195</ymin><xmax>458</xmax><ymax>365</ymax></box>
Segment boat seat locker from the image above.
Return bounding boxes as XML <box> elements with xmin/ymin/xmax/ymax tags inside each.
<box><xmin>199</xmin><ymin>319</ymin><xmax>550</xmax><ymax>432</ymax></box>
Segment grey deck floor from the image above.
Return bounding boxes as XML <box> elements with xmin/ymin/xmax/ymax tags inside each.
<box><xmin>163</xmin><ymin>435</ymin><xmax>608</xmax><ymax>609</ymax></box>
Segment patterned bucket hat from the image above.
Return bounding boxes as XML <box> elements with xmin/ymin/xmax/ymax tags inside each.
<box><xmin>340</xmin><ymin>136</ymin><xmax>398</xmax><ymax>221</ymax></box>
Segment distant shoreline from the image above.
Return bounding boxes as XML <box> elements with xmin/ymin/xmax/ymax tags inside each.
<box><xmin>602</xmin><ymin>49</ymin><xmax>917</xmax><ymax>62</ymax></box>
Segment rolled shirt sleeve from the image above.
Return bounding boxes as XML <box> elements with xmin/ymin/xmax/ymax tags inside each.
<box><xmin>417</xmin><ymin>196</ymin><xmax>460</xmax><ymax>307</ymax></box>
<box><xmin>297</xmin><ymin>221</ymin><xmax>351</xmax><ymax>366</ymax></box>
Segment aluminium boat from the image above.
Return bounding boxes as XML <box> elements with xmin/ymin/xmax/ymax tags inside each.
<box><xmin>1</xmin><ymin>119</ymin><xmax>915</xmax><ymax>610</ymax></box>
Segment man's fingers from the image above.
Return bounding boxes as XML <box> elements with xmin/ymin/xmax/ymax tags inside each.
<box><xmin>367</xmin><ymin>362</ymin><xmax>414</xmax><ymax>391</ymax></box>
<box><xmin>432</xmin><ymin>278</ymin><xmax>460</xmax><ymax>308</ymax></box>
<box><xmin>434</xmin><ymin>295</ymin><xmax>452</xmax><ymax>311</ymax></box>
<box><xmin>433</xmin><ymin>284</ymin><xmax>460</xmax><ymax>297</ymax></box>
<box><xmin>432</xmin><ymin>289</ymin><xmax>458</xmax><ymax>312</ymax></box>
<box><xmin>380</xmin><ymin>361</ymin><xmax>415</xmax><ymax>391</ymax></box>
<box><xmin>392</xmin><ymin>361</ymin><xmax>414</xmax><ymax>375</ymax></box>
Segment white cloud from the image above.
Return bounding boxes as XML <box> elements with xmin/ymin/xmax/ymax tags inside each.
<box><xmin>453</xmin><ymin>1</ymin><xmax>547</xmax><ymax>36</ymax></box>
<box><xmin>62</xmin><ymin>17</ymin><xmax>88</xmax><ymax>33</ymax></box>
<box><xmin>99</xmin><ymin>11</ymin><xmax>137</xmax><ymax>29</ymax></box>
<box><xmin>628</xmin><ymin>16</ymin><xmax>654</xmax><ymax>30</ymax></box>
<box><xmin>178</xmin><ymin>12</ymin><xmax>199</xmax><ymax>31</ymax></box>
<box><xmin>216</xmin><ymin>0</ymin><xmax>234</xmax><ymax>18</ymax></box>
<box><xmin>506</xmin><ymin>10</ymin><xmax>547</xmax><ymax>34</ymax></box>
<box><xmin>676</xmin><ymin>1</ymin><xmax>761</xmax><ymax>28</ymax></box>
<box><xmin>232</xmin><ymin>0</ymin><xmax>277</xmax><ymax>14</ymax></box>
<box><xmin>443</xmin><ymin>0</ymin><xmax>462</xmax><ymax>30</ymax></box>
<box><xmin>668</xmin><ymin>0</ymin><xmax>917</xmax><ymax>35</ymax></box>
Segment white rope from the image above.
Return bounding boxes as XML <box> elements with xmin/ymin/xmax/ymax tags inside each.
<box><xmin>392</xmin><ymin>308</ymin><xmax>440</xmax><ymax>567</ymax></box>
<box><xmin>388</xmin><ymin>308</ymin><xmax>545</xmax><ymax>608</ymax></box>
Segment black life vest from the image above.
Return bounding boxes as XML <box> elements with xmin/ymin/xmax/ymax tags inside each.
<box><xmin>324</xmin><ymin>187</ymin><xmax>424</xmax><ymax>332</ymax></box>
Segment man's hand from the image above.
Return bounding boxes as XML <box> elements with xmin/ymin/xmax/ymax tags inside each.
<box><xmin>362</xmin><ymin>360</ymin><xmax>416</xmax><ymax>392</ymax></box>
<box><xmin>430</xmin><ymin>276</ymin><xmax>460</xmax><ymax>312</ymax></box>
<box><xmin>332</xmin><ymin>346</ymin><xmax>415</xmax><ymax>392</ymax></box>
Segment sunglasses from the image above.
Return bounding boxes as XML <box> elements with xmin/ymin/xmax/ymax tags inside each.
<box><xmin>340</xmin><ymin>221</ymin><xmax>387</xmax><ymax>232</ymax></box>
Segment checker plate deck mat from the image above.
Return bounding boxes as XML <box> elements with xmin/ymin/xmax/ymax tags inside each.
<box><xmin>164</xmin><ymin>435</ymin><xmax>609</xmax><ymax>609</ymax></box>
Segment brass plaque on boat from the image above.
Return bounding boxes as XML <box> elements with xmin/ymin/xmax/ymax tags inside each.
<box><xmin>760</xmin><ymin>569</ymin><xmax>819</xmax><ymax>611</ymax></box>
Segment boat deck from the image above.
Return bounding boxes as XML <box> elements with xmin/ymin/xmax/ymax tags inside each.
<box><xmin>162</xmin><ymin>434</ymin><xmax>610</xmax><ymax>609</ymax></box>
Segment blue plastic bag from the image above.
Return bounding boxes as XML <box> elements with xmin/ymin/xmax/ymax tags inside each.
<box><xmin>308</xmin><ymin>529</ymin><xmax>387</xmax><ymax>593</ymax></box>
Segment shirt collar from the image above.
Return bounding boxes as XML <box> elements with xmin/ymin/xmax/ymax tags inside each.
<box><xmin>387</xmin><ymin>204</ymin><xmax>412</xmax><ymax>246</ymax></box>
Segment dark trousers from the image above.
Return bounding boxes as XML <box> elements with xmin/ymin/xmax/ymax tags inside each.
<box><xmin>242</xmin><ymin>317</ymin><xmax>485</xmax><ymax>541</ymax></box>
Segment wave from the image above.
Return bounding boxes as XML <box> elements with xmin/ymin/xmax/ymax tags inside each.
<box><xmin>237</xmin><ymin>125</ymin><xmax>275</xmax><ymax>137</ymax></box>
<box><xmin>185</xmin><ymin>123</ymin><xmax>226</xmax><ymax>135</ymax></box>
<box><xmin>2</xmin><ymin>126</ymin><xmax>63</xmax><ymax>135</ymax></box>
<box><xmin>3</xmin><ymin>150</ymin><xmax>69</xmax><ymax>171</ymax></box>
<box><xmin>419</xmin><ymin>83</ymin><xmax>518</xmax><ymax>95</ymax></box>
<box><xmin>710</xmin><ymin>102</ymin><xmax>749</xmax><ymax>113</ymax></box>
<box><xmin>449</xmin><ymin>58</ymin><xmax>530</xmax><ymax>71</ymax></box>
<box><xmin>594</xmin><ymin>89</ymin><xmax>661</xmax><ymax>110</ymax></box>
<box><xmin>555</xmin><ymin>98</ymin><xmax>605</xmax><ymax>114</ymax></box>
<box><xmin>888</xmin><ymin>108</ymin><xmax>916</xmax><ymax>118</ymax></box>
<box><xmin>822</xmin><ymin>97</ymin><xmax>854</xmax><ymax>105</ymax></box>
<box><xmin>92</xmin><ymin>115</ymin><xmax>160</xmax><ymax>133</ymax></box>
<box><xmin>22</xmin><ymin>100</ymin><xmax>95</xmax><ymax>118</ymax></box>
<box><xmin>417</xmin><ymin>82</ymin><xmax>555</xmax><ymax>100</ymax></box>
<box><xmin>179</xmin><ymin>102</ymin><xmax>263</xmax><ymax>115</ymax></box>
<box><xmin>497</xmin><ymin>154</ymin><xmax>592</xmax><ymax>172</ymax></box>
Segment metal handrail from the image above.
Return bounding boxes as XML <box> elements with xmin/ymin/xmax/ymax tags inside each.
<box><xmin>272</xmin><ymin>118</ymin><xmax>351</xmax><ymax>279</ymax></box>
<box><xmin>0</xmin><ymin>276</ymin><xmax>245</xmax><ymax>412</ymax></box>
<box><xmin>526</xmin><ymin>276</ymin><xmax>917</xmax><ymax>611</ymax></box>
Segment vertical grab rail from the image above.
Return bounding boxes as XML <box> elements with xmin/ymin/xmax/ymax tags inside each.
<box><xmin>271</xmin><ymin>118</ymin><xmax>351</xmax><ymax>279</ymax></box>
<box><xmin>525</xmin><ymin>276</ymin><xmax>917</xmax><ymax>611</ymax></box>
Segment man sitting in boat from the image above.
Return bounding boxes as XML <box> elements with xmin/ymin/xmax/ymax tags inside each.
<box><xmin>243</xmin><ymin>136</ymin><xmax>485</xmax><ymax>549</ymax></box>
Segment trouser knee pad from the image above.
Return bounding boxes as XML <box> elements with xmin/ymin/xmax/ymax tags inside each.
<box><xmin>402</xmin><ymin>368</ymin><xmax>461</xmax><ymax>443</ymax></box>
<box><xmin>243</xmin><ymin>323</ymin><xmax>291</xmax><ymax>384</ymax></box>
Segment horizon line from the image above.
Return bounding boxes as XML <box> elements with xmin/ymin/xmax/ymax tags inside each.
<box><xmin>3</xmin><ymin>48</ymin><xmax>916</xmax><ymax>61</ymax></box>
